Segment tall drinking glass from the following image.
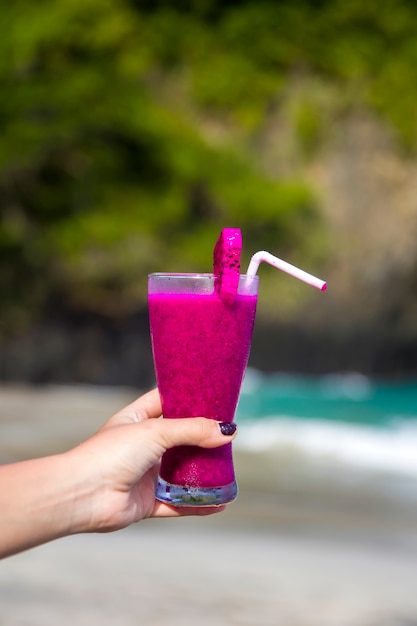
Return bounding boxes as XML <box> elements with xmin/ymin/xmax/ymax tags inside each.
<box><xmin>148</xmin><ymin>273</ymin><xmax>258</xmax><ymax>506</ymax></box>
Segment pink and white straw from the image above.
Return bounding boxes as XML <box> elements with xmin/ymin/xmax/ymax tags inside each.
<box><xmin>247</xmin><ymin>251</ymin><xmax>327</xmax><ymax>291</ymax></box>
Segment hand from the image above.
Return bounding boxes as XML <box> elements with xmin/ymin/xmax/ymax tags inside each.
<box><xmin>0</xmin><ymin>388</ymin><xmax>237</xmax><ymax>559</ymax></box>
<box><xmin>70</xmin><ymin>388</ymin><xmax>237</xmax><ymax>532</ymax></box>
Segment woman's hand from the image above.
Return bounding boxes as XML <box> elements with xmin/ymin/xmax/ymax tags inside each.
<box><xmin>0</xmin><ymin>388</ymin><xmax>237</xmax><ymax>558</ymax></box>
<box><xmin>73</xmin><ymin>388</ymin><xmax>237</xmax><ymax>531</ymax></box>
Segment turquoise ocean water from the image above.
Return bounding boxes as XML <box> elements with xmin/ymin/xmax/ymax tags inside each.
<box><xmin>235</xmin><ymin>369</ymin><xmax>417</xmax><ymax>482</ymax></box>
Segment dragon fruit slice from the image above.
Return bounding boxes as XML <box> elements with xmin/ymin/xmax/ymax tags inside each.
<box><xmin>213</xmin><ymin>228</ymin><xmax>242</xmax><ymax>304</ymax></box>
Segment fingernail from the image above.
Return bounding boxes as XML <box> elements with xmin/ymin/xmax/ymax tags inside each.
<box><xmin>218</xmin><ymin>422</ymin><xmax>237</xmax><ymax>436</ymax></box>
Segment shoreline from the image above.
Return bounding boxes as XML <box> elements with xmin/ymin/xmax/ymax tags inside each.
<box><xmin>1</xmin><ymin>382</ymin><xmax>416</xmax><ymax>532</ymax></box>
<box><xmin>1</xmin><ymin>383</ymin><xmax>417</xmax><ymax>624</ymax></box>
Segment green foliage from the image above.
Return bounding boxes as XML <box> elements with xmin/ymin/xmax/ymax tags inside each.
<box><xmin>2</xmin><ymin>0</ymin><xmax>417</xmax><ymax>328</ymax></box>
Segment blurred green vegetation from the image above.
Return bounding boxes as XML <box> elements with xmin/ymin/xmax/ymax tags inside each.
<box><xmin>1</xmin><ymin>0</ymin><xmax>417</xmax><ymax>329</ymax></box>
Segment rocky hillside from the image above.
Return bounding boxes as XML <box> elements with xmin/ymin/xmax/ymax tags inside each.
<box><xmin>2</xmin><ymin>1</ymin><xmax>417</xmax><ymax>382</ymax></box>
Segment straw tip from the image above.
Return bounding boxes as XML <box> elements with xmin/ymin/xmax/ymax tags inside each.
<box><xmin>320</xmin><ymin>282</ymin><xmax>327</xmax><ymax>292</ymax></box>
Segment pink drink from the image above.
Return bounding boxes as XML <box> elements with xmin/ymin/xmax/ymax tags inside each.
<box><xmin>148</xmin><ymin>273</ymin><xmax>258</xmax><ymax>506</ymax></box>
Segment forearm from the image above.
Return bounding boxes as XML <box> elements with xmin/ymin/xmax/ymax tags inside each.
<box><xmin>0</xmin><ymin>452</ymin><xmax>93</xmax><ymax>559</ymax></box>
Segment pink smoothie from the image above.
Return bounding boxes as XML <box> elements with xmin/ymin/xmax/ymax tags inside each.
<box><xmin>149</xmin><ymin>288</ymin><xmax>257</xmax><ymax>488</ymax></box>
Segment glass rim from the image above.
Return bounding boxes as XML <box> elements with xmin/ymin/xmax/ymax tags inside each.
<box><xmin>148</xmin><ymin>272</ymin><xmax>259</xmax><ymax>280</ymax></box>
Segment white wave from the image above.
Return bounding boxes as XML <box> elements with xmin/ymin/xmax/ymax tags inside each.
<box><xmin>242</xmin><ymin>369</ymin><xmax>374</xmax><ymax>398</ymax></box>
<box><xmin>241</xmin><ymin>367</ymin><xmax>265</xmax><ymax>394</ymax></box>
<box><xmin>318</xmin><ymin>372</ymin><xmax>373</xmax><ymax>401</ymax></box>
<box><xmin>235</xmin><ymin>416</ymin><xmax>417</xmax><ymax>479</ymax></box>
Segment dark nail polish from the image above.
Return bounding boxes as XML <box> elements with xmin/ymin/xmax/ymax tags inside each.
<box><xmin>219</xmin><ymin>422</ymin><xmax>237</xmax><ymax>436</ymax></box>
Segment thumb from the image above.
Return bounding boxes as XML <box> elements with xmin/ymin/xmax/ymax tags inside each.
<box><xmin>142</xmin><ymin>417</ymin><xmax>237</xmax><ymax>453</ymax></box>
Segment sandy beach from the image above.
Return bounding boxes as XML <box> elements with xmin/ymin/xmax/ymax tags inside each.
<box><xmin>1</xmin><ymin>384</ymin><xmax>417</xmax><ymax>625</ymax></box>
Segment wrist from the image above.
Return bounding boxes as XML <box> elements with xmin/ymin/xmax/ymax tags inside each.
<box><xmin>63</xmin><ymin>443</ymin><xmax>127</xmax><ymax>535</ymax></box>
<box><xmin>61</xmin><ymin>446</ymin><xmax>107</xmax><ymax>535</ymax></box>
<box><xmin>30</xmin><ymin>451</ymin><xmax>97</xmax><ymax>539</ymax></box>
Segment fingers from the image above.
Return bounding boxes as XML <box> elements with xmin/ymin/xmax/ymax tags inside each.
<box><xmin>126</xmin><ymin>388</ymin><xmax>162</xmax><ymax>421</ymax></box>
<box><xmin>152</xmin><ymin>501</ymin><xmax>226</xmax><ymax>518</ymax></box>
<box><xmin>104</xmin><ymin>389</ymin><xmax>237</xmax><ymax>454</ymax></box>
<box><xmin>102</xmin><ymin>388</ymin><xmax>162</xmax><ymax>429</ymax></box>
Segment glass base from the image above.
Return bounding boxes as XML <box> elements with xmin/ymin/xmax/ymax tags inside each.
<box><xmin>155</xmin><ymin>476</ymin><xmax>238</xmax><ymax>507</ymax></box>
